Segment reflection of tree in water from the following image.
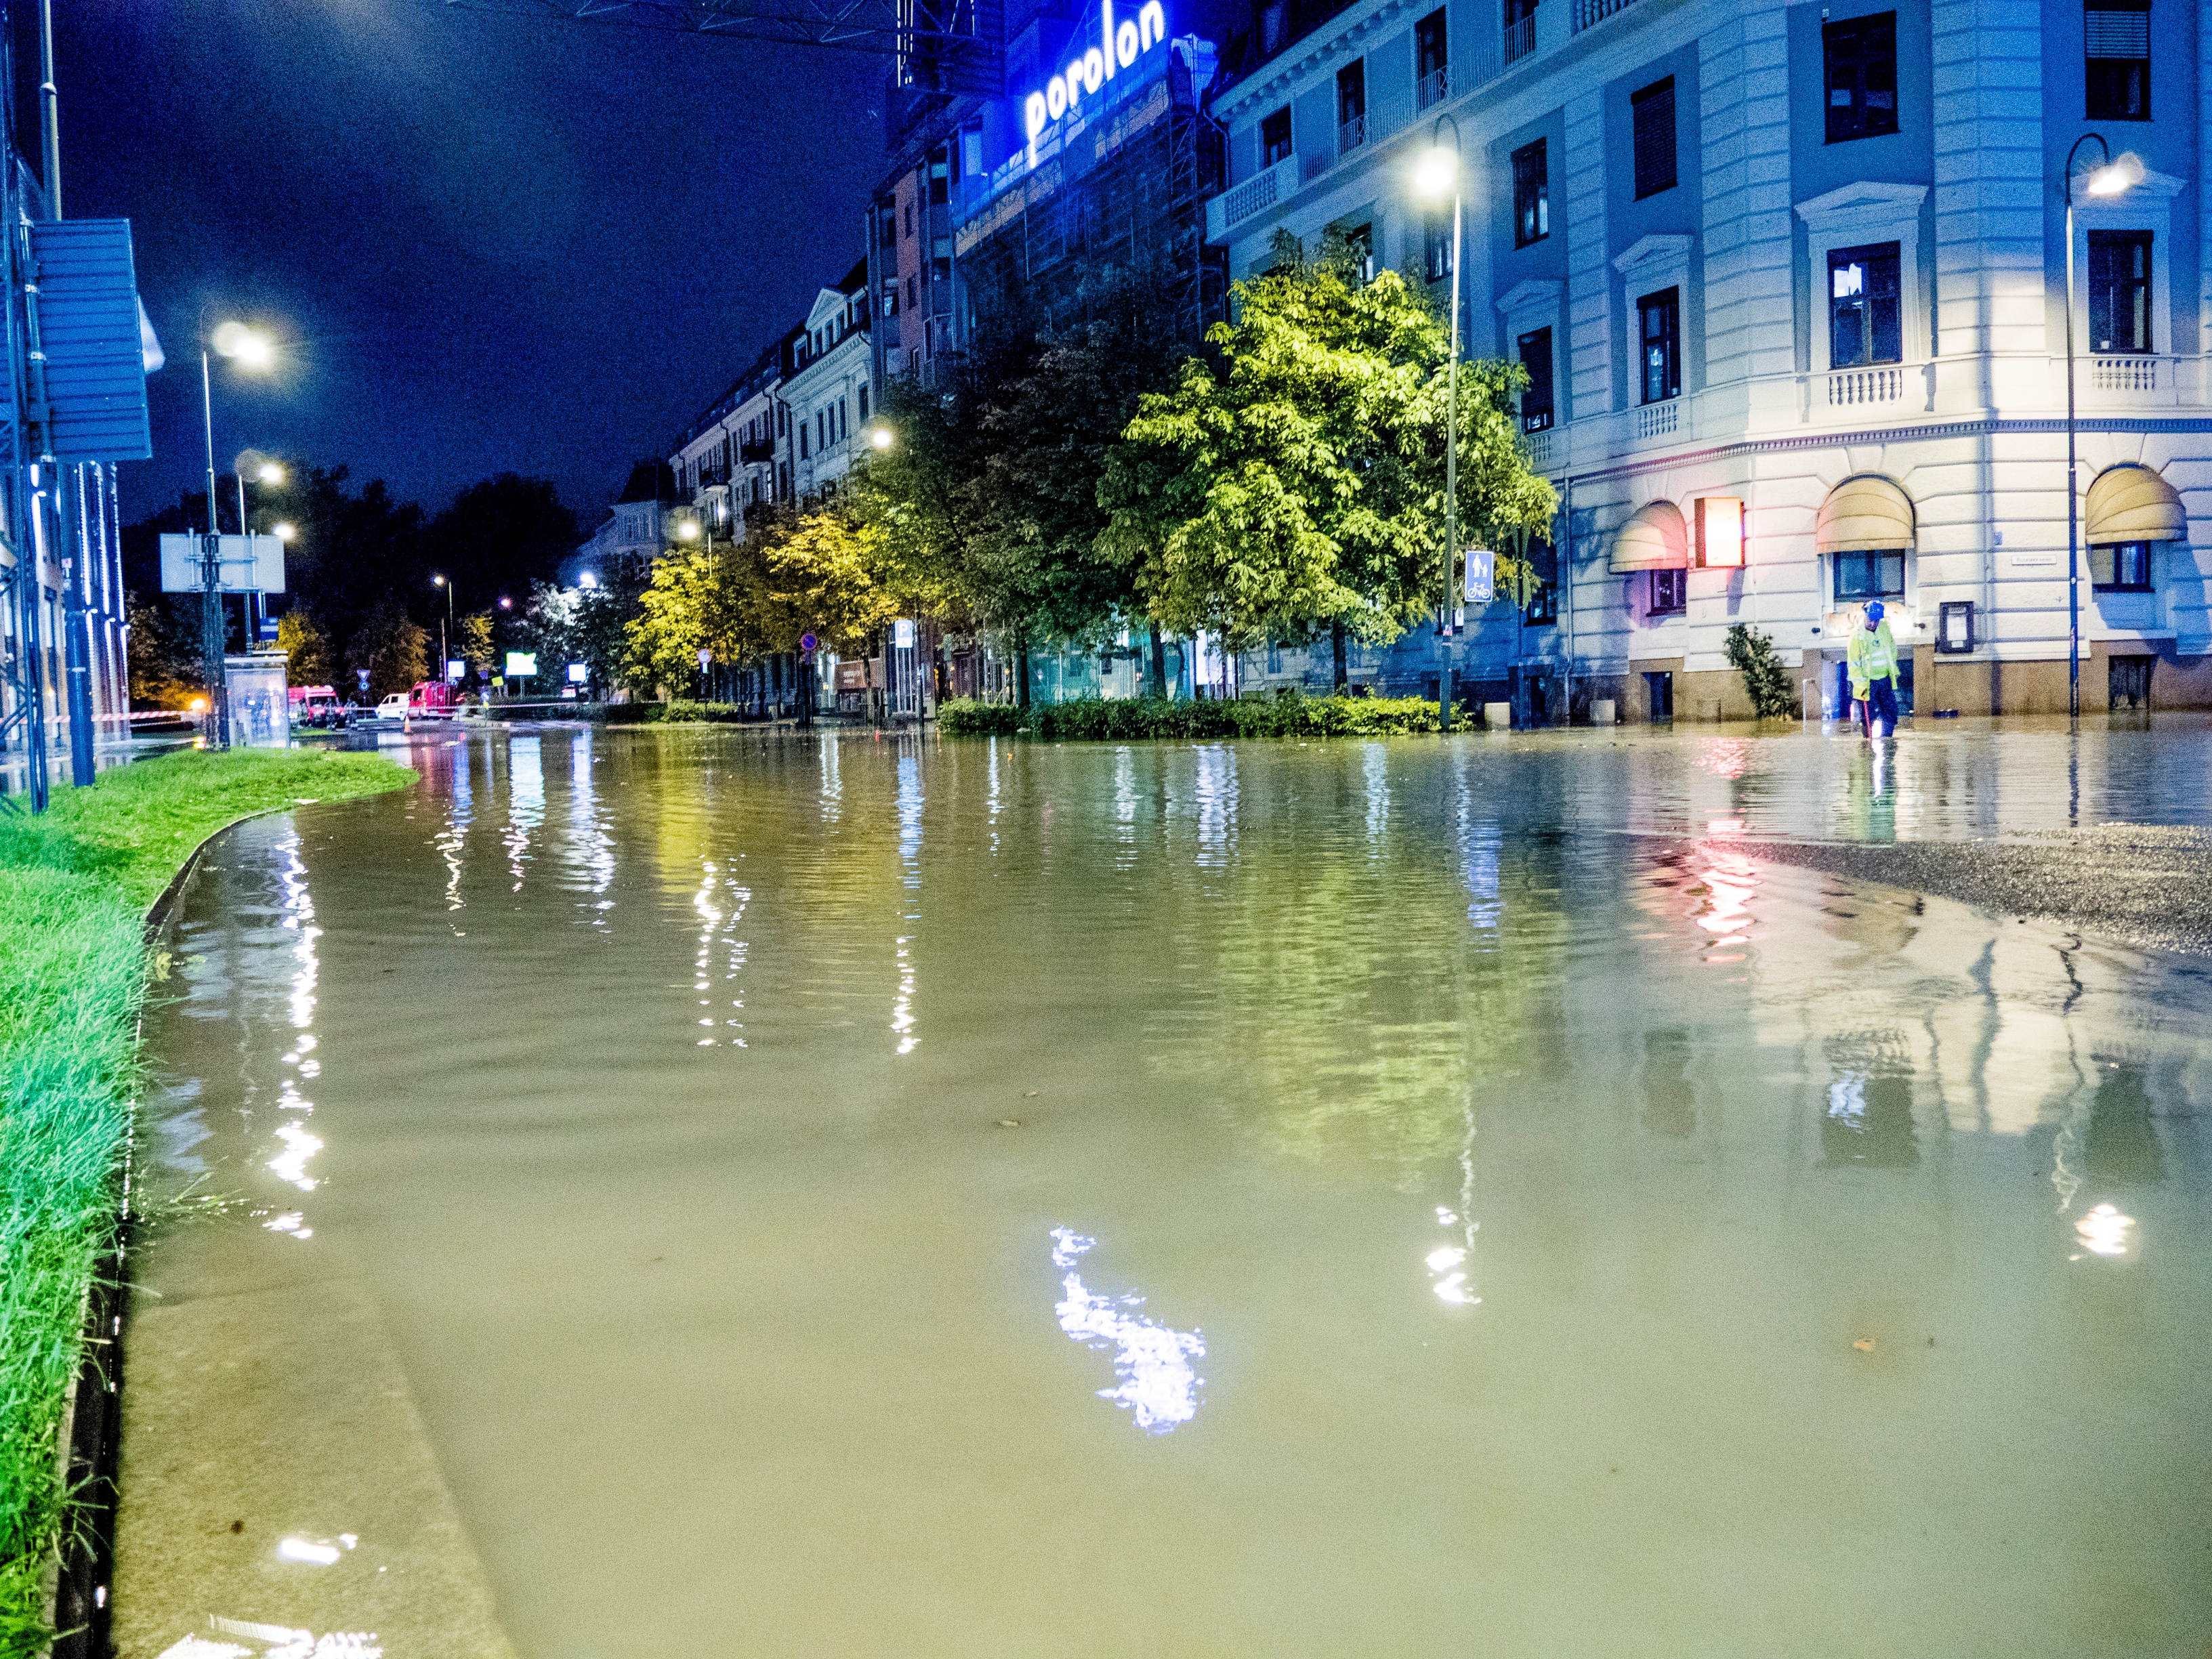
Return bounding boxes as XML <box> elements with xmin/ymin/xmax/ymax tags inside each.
<box><xmin>2083</xmin><ymin>1062</ymin><xmax>2167</xmax><ymax>1186</ymax></box>
<box><xmin>1642</xmin><ymin>1028</ymin><xmax>1696</xmax><ymax>1138</ymax></box>
<box><xmin>1194</xmin><ymin>793</ymin><xmax>1556</xmax><ymax>1183</ymax></box>
<box><xmin>1821</xmin><ymin>1034</ymin><xmax>1919</xmax><ymax>1168</ymax></box>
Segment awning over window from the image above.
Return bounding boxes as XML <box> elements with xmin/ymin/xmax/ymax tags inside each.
<box><xmin>1816</xmin><ymin>474</ymin><xmax>1914</xmax><ymax>553</ymax></box>
<box><xmin>1609</xmin><ymin>501</ymin><xmax>1688</xmax><ymax>572</ymax></box>
<box><xmin>2085</xmin><ymin>463</ymin><xmax>2185</xmax><ymax>544</ymax></box>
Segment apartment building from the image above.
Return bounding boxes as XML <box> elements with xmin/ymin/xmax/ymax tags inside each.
<box><xmin>784</xmin><ymin>261</ymin><xmax>875</xmax><ymax>501</ymax></box>
<box><xmin>574</xmin><ymin>461</ymin><xmax>679</xmax><ymax>579</ymax></box>
<box><xmin>671</xmin><ymin>347</ymin><xmax>784</xmax><ymax>538</ymax></box>
<box><xmin>1206</xmin><ymin>0</ymin><xmax>2212</xmax><ymax>718</ymax></box>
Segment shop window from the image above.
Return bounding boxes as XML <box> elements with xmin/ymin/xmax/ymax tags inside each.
<box><xmin>1638</xmin><ymin>287</ymin><xmax>1680</xmax><ymax>404</ymax></box>
<box><xmin>1631</xmin><ymin>77</ymin><xmax>1676</xmax><ymax>198</ymax></box>
<box><xmin>1424</xmin><ymin>207</ymin><xmax>1455</xmax><ymax>283</ymax></box>
<box><xmin>1261</xmin><ymin>106</ymin><xmax>1293</xmax><ymax>168</ymax></box>
<box><xmin>1823</xmin><ymin>12</ymin><xmax>1898</xmax><ymax>143</ymax></box>
<box><xmin>1829</xmin><ymin>241</ymin><xmax>1902</xmax><ymax>366</ymax></box>
<box><xmin>1517</xmin><ymin>327</ymin><xmax>1553</xmax><ymax>432</ymax></box>
<box><xmin>2087</xmin><ymin>230</ymin><xmax>2152</xmax><ymax>352</ymax></box>
<box><xmin>1833</xmin><ymin>549</ymin><xmax>1905</xmax><ymax>600</ymax></box>
<box><xmin>1648</xmin><ymin>568</ymin><xmax>1686</xmax><ymax>613</ymax></box>
<box><xmin>1511</xmin><ymin>139</ymin><xmax>1549</xmax><ymax>246</ymax></box>
<box><xmin>2090</xmin><ymin>541</ymin><xmax>2152</xmax><ymax>590</ymax></box>
<box><xmin>2086</xmin><ymin>0</ymin><xmax>2150</xmax><ymax>119</ymax></box>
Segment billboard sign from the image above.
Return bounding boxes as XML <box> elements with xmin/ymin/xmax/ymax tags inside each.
<box><xmin>159</xmin><ymin>533</ymin><xmax>285</xmax><ymax>595</ymax></box>
<box><xmin>505</xmin><ymin>652</ymin><xmax>537</xmax><ymax>679</ymax></box>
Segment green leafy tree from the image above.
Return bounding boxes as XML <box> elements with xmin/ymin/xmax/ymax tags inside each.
<box><xmin>348</xmin><ymin>601</ymin><xmax>427</xmax><ymax>700</ymax></box>
<box><xmin>275</xmin><ymin>610</ymin><xmax>333</xmax><ymax>687</ymax></box>
<box><xmin>124</xmin><ymin>593</ymin><xmax>203</xmax><ymax>707</ymax></box>
<box><xmin>749</xmin><ymin>513</ymin><xmax>898</xmax><ymax>656</ymax></box>
<box><xmin>458</xmin><ymin>610</ymin><xmax>497</xmax><ymax>677</ymax></box>
<box><xmin>626</xmin><ymin>543</ymin><xmax>758</xmax><ymax>694</ymax></box>
<box><xmin>1725</xmin><ymin>623</ymin><xmax>1798</xmax><ymax>719</ymax></box>
<box><xmin>1104</xmin><ymin>231</ymin><xmax>1556</xmax><ymax>652</ymax></box>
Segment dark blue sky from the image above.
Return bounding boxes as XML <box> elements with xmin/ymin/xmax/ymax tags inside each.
<box><xmin>55</xmin><ymin>0</ymin><xmax>886</xmax><ymax>529</ymax></box>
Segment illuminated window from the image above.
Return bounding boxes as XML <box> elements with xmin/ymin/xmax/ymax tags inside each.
<box><xmin>1828</xmin><ymin>241</ymin><xmax>1902</xmax><ymax>366</ymax></box>
<box><xmin>1638</xmin><ymin>287</ymin><xmax>1680</xmax><ymax>404</ymax></box>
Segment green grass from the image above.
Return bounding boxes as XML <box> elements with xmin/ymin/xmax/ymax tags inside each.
<box><xmin>0</xmin><ymin>748</ymin><xmax>414</xmax><ymax>1654</ymax></box>
<box><xmin>938</xmin><ymin>689</ymin><xmax>1446</xmax><ymax>740</ymax></box>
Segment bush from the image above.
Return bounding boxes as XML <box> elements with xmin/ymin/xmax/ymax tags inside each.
<box><xmin>936</xmin><ymin>689</ymin><xmax>1441</xmax><ymax>741</ymax></box>
<box><xmin>651</xmin><ymin>700</ymin><xmax>755</xmax><ymax>725</ymax></box>
<box><xmin>1724</xmin><ymin>623</ymin><xmax>1799</xmax><ymax>719</ymax></box>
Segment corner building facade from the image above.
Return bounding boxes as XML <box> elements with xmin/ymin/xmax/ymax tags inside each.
<box><xmin>1207</xmin><ymin>0</ymin><xmax>2212</xmax><ymax>718</ymax></box>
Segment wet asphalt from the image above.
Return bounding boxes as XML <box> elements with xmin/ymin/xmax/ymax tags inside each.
<box><xmin>1640</xmin><ymin>824</ymin><xmax>2212</xmax><ymax>957</ymax></box>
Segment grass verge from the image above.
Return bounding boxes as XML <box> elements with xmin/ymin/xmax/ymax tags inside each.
<box><xmin>938</xmin><ymin>690</ymin><xmax>1446</xmax><ymax>740</ymax></box>
<box><xmin>0</xmin><ymin>748</ymin><xmax>415</xmax><ymax>1654</ymax></box>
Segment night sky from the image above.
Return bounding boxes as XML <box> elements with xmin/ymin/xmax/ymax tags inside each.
<box><xmin>51</xmin><ymin>0</ymin><xmax>887</xmax><ymax>529</ymax></box>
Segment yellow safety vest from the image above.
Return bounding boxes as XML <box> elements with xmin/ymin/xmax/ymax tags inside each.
<box><xmin>1848</xmin><ymin>619</ymin><xmax>1898</xmax><ymax>690</ymax></box>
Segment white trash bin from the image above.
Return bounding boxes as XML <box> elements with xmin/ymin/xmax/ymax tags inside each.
<box><xmin>1484</xmin><ymin>701</ymin><xmax>1512</xmax><ymax>730</ymax></box>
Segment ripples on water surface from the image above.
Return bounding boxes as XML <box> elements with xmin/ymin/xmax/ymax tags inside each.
<box><xmin>138</xmin><ymin>721</ymin><xmax>2212</xmax><ymax>1656</ymax></box>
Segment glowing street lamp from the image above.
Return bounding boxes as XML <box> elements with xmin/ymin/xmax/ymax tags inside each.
<box><xmin>1415</xmin><ymin>117</ymin><xmax>1463</xmax><ymax>732</ymax></box>
<box><xmin>869</xmin><ymin>425</ymin><xmax>896</xmax><ymax>451</ymax></box>
<box><xmin>200</xmin><ymin>320</ymin><xmax>279</xmax><ymax>748</ymax></box>
<box><xmin>272</xmin><ymin>522</ymin><xmax>297</xmax><ymax>543</ymax></box>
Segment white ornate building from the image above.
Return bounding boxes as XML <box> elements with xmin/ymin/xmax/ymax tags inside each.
<box><xmin>1205</xmin><ymin>0</ymin><xmax>2211</xmax><ymax>717</ymax></box>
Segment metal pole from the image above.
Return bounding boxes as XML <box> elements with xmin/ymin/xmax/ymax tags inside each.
<box><xmin>201</xmin><ymin>349</ymin><xmax>228</xmax><ymax>748</ymax></box>
<box><xmin>2065</xmin><ymin>192</ymin><xmax>2080</xmax><ymax>725</ymax></box>
<box><xmin>1441</xmin><ymin>131</ymin><xmax>1461</xmax><ymax>735</ymax></box>
<box><xmin>37</xmin><ymin>0</ymin><xmax>60</xmax><ymax>219</ymax></box>
<box><xmin>62</xmin><ymin>469</ymin><xmax>90</xmax><ymax>782</ymax></box>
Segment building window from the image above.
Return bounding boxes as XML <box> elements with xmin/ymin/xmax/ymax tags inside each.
<box><xmin>2087</xmin><ymin>230</ymin><xmax>2152</xmax><ymax>352</ymax></box>
<box><xmin>1631</xmin><ymin>76</ymin><xmax>1676</xmax><ymax>198</ymax></box>
<box><xmin>1829</xmin><ymin>241</ymin><xmax>1902</xmax><ymax>366</ymax></box>
<box><xmin>1637</xmin><ymin>287</ymin><xmax>1680</xmax><ymax>404</ymax></box>
<box><xmin>2091</xmin><ymin>541</ymin><xmax>2152</xmax><ymax>590</ymax></box>
<box><xmin>904</xmin><ymin>203</ymin><xmax>913</xmax><ymax>237</ymax></box>
<box><xmin>1415</xmin><ymin>7</ymin><xmax>1448</xmax><ymax>106</ymax></box>
<box><xmin>1503</xmin><ymin>0</ymin><xmax>1537</xmax><ymax>64</ymax></box>
<box><xmin>2085</xmin><ymin>0</ymin><xmax>2150</xmax><ymax>118</ymax></box>
<box><xmin>1511</xmin><ymin>139</ymin><xmax>1548</xmax><ymax>246</ymax></box>
<box><xmin>1524</xmin><ymin>582</ymin><xmax>1557</xmax><ymax>625</ymax></box>
<box><xmin>1517</xmin><ymin>327</ymin><xmax>1553</xmax><ymax>432</ymax></box>
<box><xmin>859</xmin><ymin>385</ymin><xmax>870</xmax><ymax>421</ymax></box>
<box><xmin>1822</xmin><ymin>12</ymin><xmax>1898</xmax><ymax>143</ymax></box>
<box><xmin>1337</xmin><ymin>60</ymin><xmax>1366</xmax><ymax>150</ymax></box>
<box><xmin>1833</xmin><ymin>549</ymin><xmax>1905</xmax><ymax>600</ymax></box>
<box><xmin>1648</xmin><ymin>568</ymin><xmax>1686</xmax><ymax>613</ymax></box>
<box><xmin>1423</xmin><ymin>207</ymin><xmax>1454</xmax><ymax>283</ymax></box>
<box><xmin>1261</xmin><ymin>106</ymin><xmax>1293</xmax><ymax>168</ymax></box>
<box><xmin>881</xmin><ymin>279</ymin><xmax>899</xmax><ymax>316</ymax></box>
<box><xmin>1342</xmin><ymin>223</ymin><xmax>1375</xmax><ymax>282</ymax></box>
<box><xmin>799</xmin><ymin>421</ymin><xmax>810</xmax><ymax>459</ymax></box>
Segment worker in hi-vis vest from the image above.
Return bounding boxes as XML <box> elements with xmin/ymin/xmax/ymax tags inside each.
<box><xmin>1846</xmin><ymin>599</ymin><xmax>1900</xmax><ymax>738</ymax></box>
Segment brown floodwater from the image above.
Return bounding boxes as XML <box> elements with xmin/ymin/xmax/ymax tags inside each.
<box><xmin>120</xmin><ymin>721</ymin><xmax>2212</xmax><ymax>1656</ymax></box>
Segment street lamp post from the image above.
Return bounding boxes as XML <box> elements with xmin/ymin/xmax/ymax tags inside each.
<box><xmin>1416</xmin><ymin>118</ymin><xmax>1464</xmax><ymax>734</ymax></box>
<box><xmin>235</xmin><ymin>456</ymin><xmax>283</xmax><ymax>646</ymax></box>
<box><xmin>432</xmin><ymin>574</ymin><xmax>454</xmax><ymax>681</ymax></box>
<box><xmin>2062</xmin><ymin>135</ymin><xmax>2135</xmax><ymax>723</ymax></box>
<box><xmin>199</xmin><ymin>320</ymin><xmax>276</xmax><ymax>748</ymax></box>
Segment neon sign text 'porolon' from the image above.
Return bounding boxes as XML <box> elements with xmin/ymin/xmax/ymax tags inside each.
<box><xmin>1024</xmin><ymin>0</ymin><xmax>1167</xmax><ymax>168</ymax></box>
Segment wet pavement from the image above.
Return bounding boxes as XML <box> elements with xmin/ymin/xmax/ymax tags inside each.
<box><xmin>116</xmin><ymin>717</ymin><xmax>2212</xmax><ymax>1656</ymax></box>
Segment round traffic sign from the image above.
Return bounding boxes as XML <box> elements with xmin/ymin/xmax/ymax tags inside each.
<box><xmin>799</xmin><ymin>631</ymin><xmax>818</xmax><ymax>654</ymax></box>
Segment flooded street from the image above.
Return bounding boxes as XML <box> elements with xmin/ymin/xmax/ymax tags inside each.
<box><xmin>119</xmin><ymin>721</ymin><xmax>2212</xmax><ymax>1657</ymax></box>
